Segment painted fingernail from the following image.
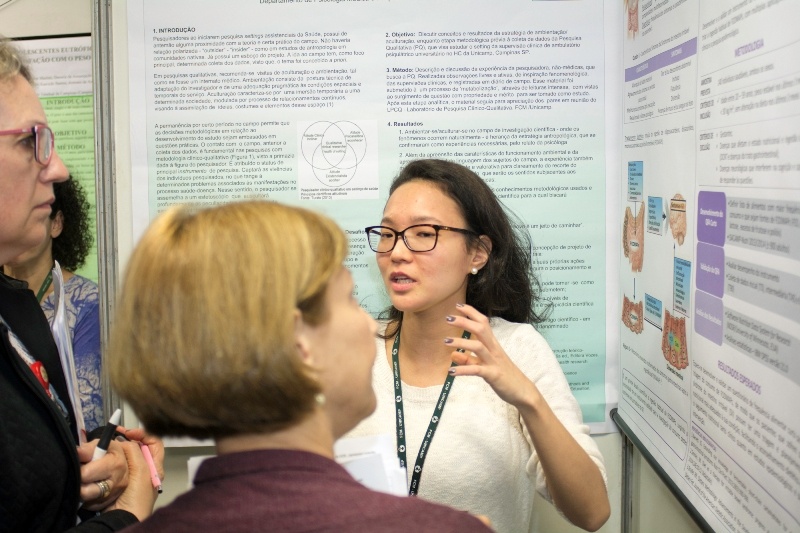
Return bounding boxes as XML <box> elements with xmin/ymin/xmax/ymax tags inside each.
<box><xmin>444</xmin><ymin>337</ymin><xmax>454</xmax><ymax>344</ymax></box>
<box><xmin>446</xmin><ymin>315</ymin><xmax>456</xmax><ymax>322</ymax></box>
<box><xmin>448</xmin><ymin>367</ymin><xmax>457</xmax><ymax>375</ymax></box>
<box><xmin>455</xmin><ymin>303</ymin><xmax>464</xmax><ymax>308</ymax></box>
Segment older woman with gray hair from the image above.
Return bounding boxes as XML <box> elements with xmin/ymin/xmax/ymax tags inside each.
<box><xmin>0</xmin><ymin>36</ymin><xmax>158</xmax><ymax>531</ymax></box>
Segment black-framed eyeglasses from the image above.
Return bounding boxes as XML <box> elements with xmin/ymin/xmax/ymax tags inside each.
<box><xmin>365</xmin><ymin>224</ymin><xmax>477</xmax><ymax>253</ymax></box>
<box><xmin>0</xmin><ymin>125</ymin><xmax>55</xmax><ymax>165</ymax></box>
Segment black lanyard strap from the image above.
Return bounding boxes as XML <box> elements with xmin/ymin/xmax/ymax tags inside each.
<box><xmin>36</xmin><ymin>269</ymin><xmax>53</xmax><ymax>303</ymax></box>
<box><xmin>392</xmin><ymin>329</ymin><xmax>470</xmax><ymax>495</ymax></box>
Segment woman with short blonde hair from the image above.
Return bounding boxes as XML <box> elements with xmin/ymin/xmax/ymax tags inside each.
<box><xmin>111</xmin><ymin>201</ymin><xmax>343</xmax><ymax>438</ymax></box>
<box><xmin>112</xmin><ymin>200</ymin><xmax>491</xmax><ymax>532</ymax></box>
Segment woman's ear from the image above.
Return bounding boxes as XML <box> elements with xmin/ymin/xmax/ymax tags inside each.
<box><xmin>471</xmin><ymin>235</ymin><xmax>492</xmax><ymax>271</ymax></box>
<box><xmin>50</xmin><ymin>210</ymin><xmax>64</xmax><ymax>239</ymax></box>
<box><xmin>294</xmin><ymin>308</ymin><xmax>314</xmax><ymax>365</ymax></box>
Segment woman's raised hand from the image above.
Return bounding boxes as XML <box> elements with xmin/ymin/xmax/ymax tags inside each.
<box><xmin>445</xmin><ymin>303</ymin><xmax>538</xmax><ymax>408</ymax></box>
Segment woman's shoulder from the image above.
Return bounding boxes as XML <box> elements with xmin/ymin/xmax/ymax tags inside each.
<box><xmin>488</xmin><ymin>317</ymin><xmax>545</xmax><ymax>342</ymax></box>
<box><xmin>66</xmin><ymin>273</ymin><xmax>98</xmax><ymax>290</ymax></box>
<box><xmin>373</xmin><ymin>320</ymin><xmax>391</xmax><ymax>361</ymax></box>
<box><xmin>65</xmin><ymin>274</ymin><xmax>99</xmax><ymax>297</ymax></box>
<box><xmin>60</xmin><ymin>274</ymin><xmax>100</xmax><ymax>314</ymax></box>
<box><xmin>489</xmin><ymin>317</ymin><xmax>556</xmax><ymax>367</ymax></box>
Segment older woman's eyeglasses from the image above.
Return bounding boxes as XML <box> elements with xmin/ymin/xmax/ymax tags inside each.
<box><xmin>0</xmin><ymin>125</ymin><xmax>55</xmax><ymax>165</ymax></box>
<box><xmin>365</xmin><ymin>224</ymin><xmax>476</xmax><ymax>253</ymax></box>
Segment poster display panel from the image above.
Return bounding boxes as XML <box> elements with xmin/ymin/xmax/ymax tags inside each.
<box><xmin>126</xmin><ymin>0</ymin><xmax>615</xmax><ymax>429</ymax></box>
<box><xmin>619</xmin><ymin>0</ymin><xmax>800</xmax><ymax>531</ymax></box>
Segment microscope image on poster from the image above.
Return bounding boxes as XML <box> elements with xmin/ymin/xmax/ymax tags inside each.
<box><xmin>668</xmin><ymin>193</ymin><xmax>687</xmax><ymax>246</ymax></box>
<box><xmin>623</xmin><ymin>202</ymin><xmax>645</xmax><ymax>272</ymax></box>
<box><xmin>622</xmin><ymin>295</ymin><xmax>644</xmax><ymax>334</ymax></box>
<box><xmin>624</xmin><ymin>0</ymin><xmax>639</xmax><ymax>39</ymax></box>
<box><xmin>662</xmin><ymin>309</ymin><xmax>688</xmax><ymax>370</ymax></box>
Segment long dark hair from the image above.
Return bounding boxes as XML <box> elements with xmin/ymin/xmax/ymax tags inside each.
<box><xmin>381</xmin><ymin>159</ymin><xmax>550</xmax><ymax>336</ymax></box>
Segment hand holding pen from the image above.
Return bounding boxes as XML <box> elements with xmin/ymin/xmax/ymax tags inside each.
<box><xmin>90</xmin><ymin>409</ymin><xmax>164</xmax><ymax>493</ymax></box>
<box><xmin>79</xmin><ymin>409</ymin><xmax>129</xmax><ymax>508</ymax></box>
<box><xmin>78</xmin><ymin>410</ymin><xmax>164</xmax><ymax>512</ymax></box>
<box><xmin>91</xmin><ymin>408</ymin><xmax>122</xmax><ymax>461</ymax></box>
<box><xmin>78</xmin><ymin>434</ymin><xmax>159</xmax><ymax>521</ymax></box>
<box><xmin>123</xmin><ymin>426</ymin><xmax>165</xmax><ymax>494</ymax></box>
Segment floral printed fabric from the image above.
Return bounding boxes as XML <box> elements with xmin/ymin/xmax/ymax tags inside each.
<box><xmin>41</xmin><ymin>274</ymin><xmax>103</xmax><ymax>432</ymax></box>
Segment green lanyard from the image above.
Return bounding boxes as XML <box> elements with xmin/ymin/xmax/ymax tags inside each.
<box><xmin>392</xmin><ymin>329</ymin><xmax>470</xmax><ymax>496</ymax></box>
<box><xmin>36</xmin><ymin>270</ymin><xmax>53</xmax><ymax>303</ymax></box>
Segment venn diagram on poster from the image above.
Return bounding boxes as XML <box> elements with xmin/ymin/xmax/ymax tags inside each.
<box><xmin>300</xmin><ymin>121</ymin><xmax>367</xmax><ymax>187</ymax></box>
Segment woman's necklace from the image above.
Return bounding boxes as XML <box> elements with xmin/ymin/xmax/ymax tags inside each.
<box><xmin>391</xmin><ymin>329</ymin><xmax>470</xmax><ymax>495</ymax></box>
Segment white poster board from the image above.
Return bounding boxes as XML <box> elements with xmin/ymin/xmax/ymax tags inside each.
<box><xmin>125</xmin><ymin>0</ymin><xmax>620</xmax><ymax>434</ymax></box>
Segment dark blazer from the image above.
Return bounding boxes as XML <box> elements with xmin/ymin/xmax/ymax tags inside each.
<box><xmin>0</xmin><ymin>273</ymin><xmax>137</xmax><ymax>532</ymax></box>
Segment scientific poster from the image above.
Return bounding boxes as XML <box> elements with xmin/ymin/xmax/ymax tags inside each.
<box><xmin>127</xmin><ymin>0</ymin><xmax>617</xmax><ymax>430</ymax></box>
<box><xmin>618</xmin><ymin>0</ymin><xmax>800</xmax><ymax>531</ymax></box>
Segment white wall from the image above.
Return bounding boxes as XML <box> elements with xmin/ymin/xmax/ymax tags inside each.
<box><xmin>2</xmin><ymin>1</ymin><xmax>704</xmax><ymax>532</ymax></box>
<box><xmin>632</xmin><ymin>449</ymin><xmax>703</xmax><ymax>533</ymax></box>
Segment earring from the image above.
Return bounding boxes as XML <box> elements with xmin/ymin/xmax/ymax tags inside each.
<box><xmin>315</xmin><ymin>393</ymin><xmax>326</xmax><ymax>406</ymax></box>
<box><xmin>471</xmin><ymin>267</ymin><xmax>478</xmax><ymax>275</ymax></box>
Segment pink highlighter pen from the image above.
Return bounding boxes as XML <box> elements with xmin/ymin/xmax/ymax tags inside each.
<box><xmin>139</xmin><ymin>442</ymin><xmax>163</xmax><ymax>494</ymax></box>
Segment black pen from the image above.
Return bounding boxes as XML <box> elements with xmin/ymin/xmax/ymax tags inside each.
<box><xmin>91</xmin><ymin>408</ymin><xmax>122</xmax><ymax>461</ymax></box>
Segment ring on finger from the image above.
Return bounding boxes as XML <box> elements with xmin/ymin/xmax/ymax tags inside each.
<box><xmin>96</xmin><ymin>479</ymin><xmax>111</xmax><ymax>499</ymax></box>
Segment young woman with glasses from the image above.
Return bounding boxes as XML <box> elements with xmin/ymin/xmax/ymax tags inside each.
<box><xmin>348</xmin><ymin>159</ymin><xmax>610</xmax><ymax>533</ymax></box>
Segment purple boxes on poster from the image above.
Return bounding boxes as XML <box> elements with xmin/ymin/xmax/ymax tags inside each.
<box><xmin>696</xmin><ymin>243</ymin><xmax>724</xmax><ymax>297</ymax></box>
<box><xmin>697</xmin><ymin>191</ymin><xmax>726</xmax><ymax>246</ymax></box>
<box><xmin>695</xmin><ymin>290</ymin><xmax>723</xmax><ymax>345</ymax></box>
